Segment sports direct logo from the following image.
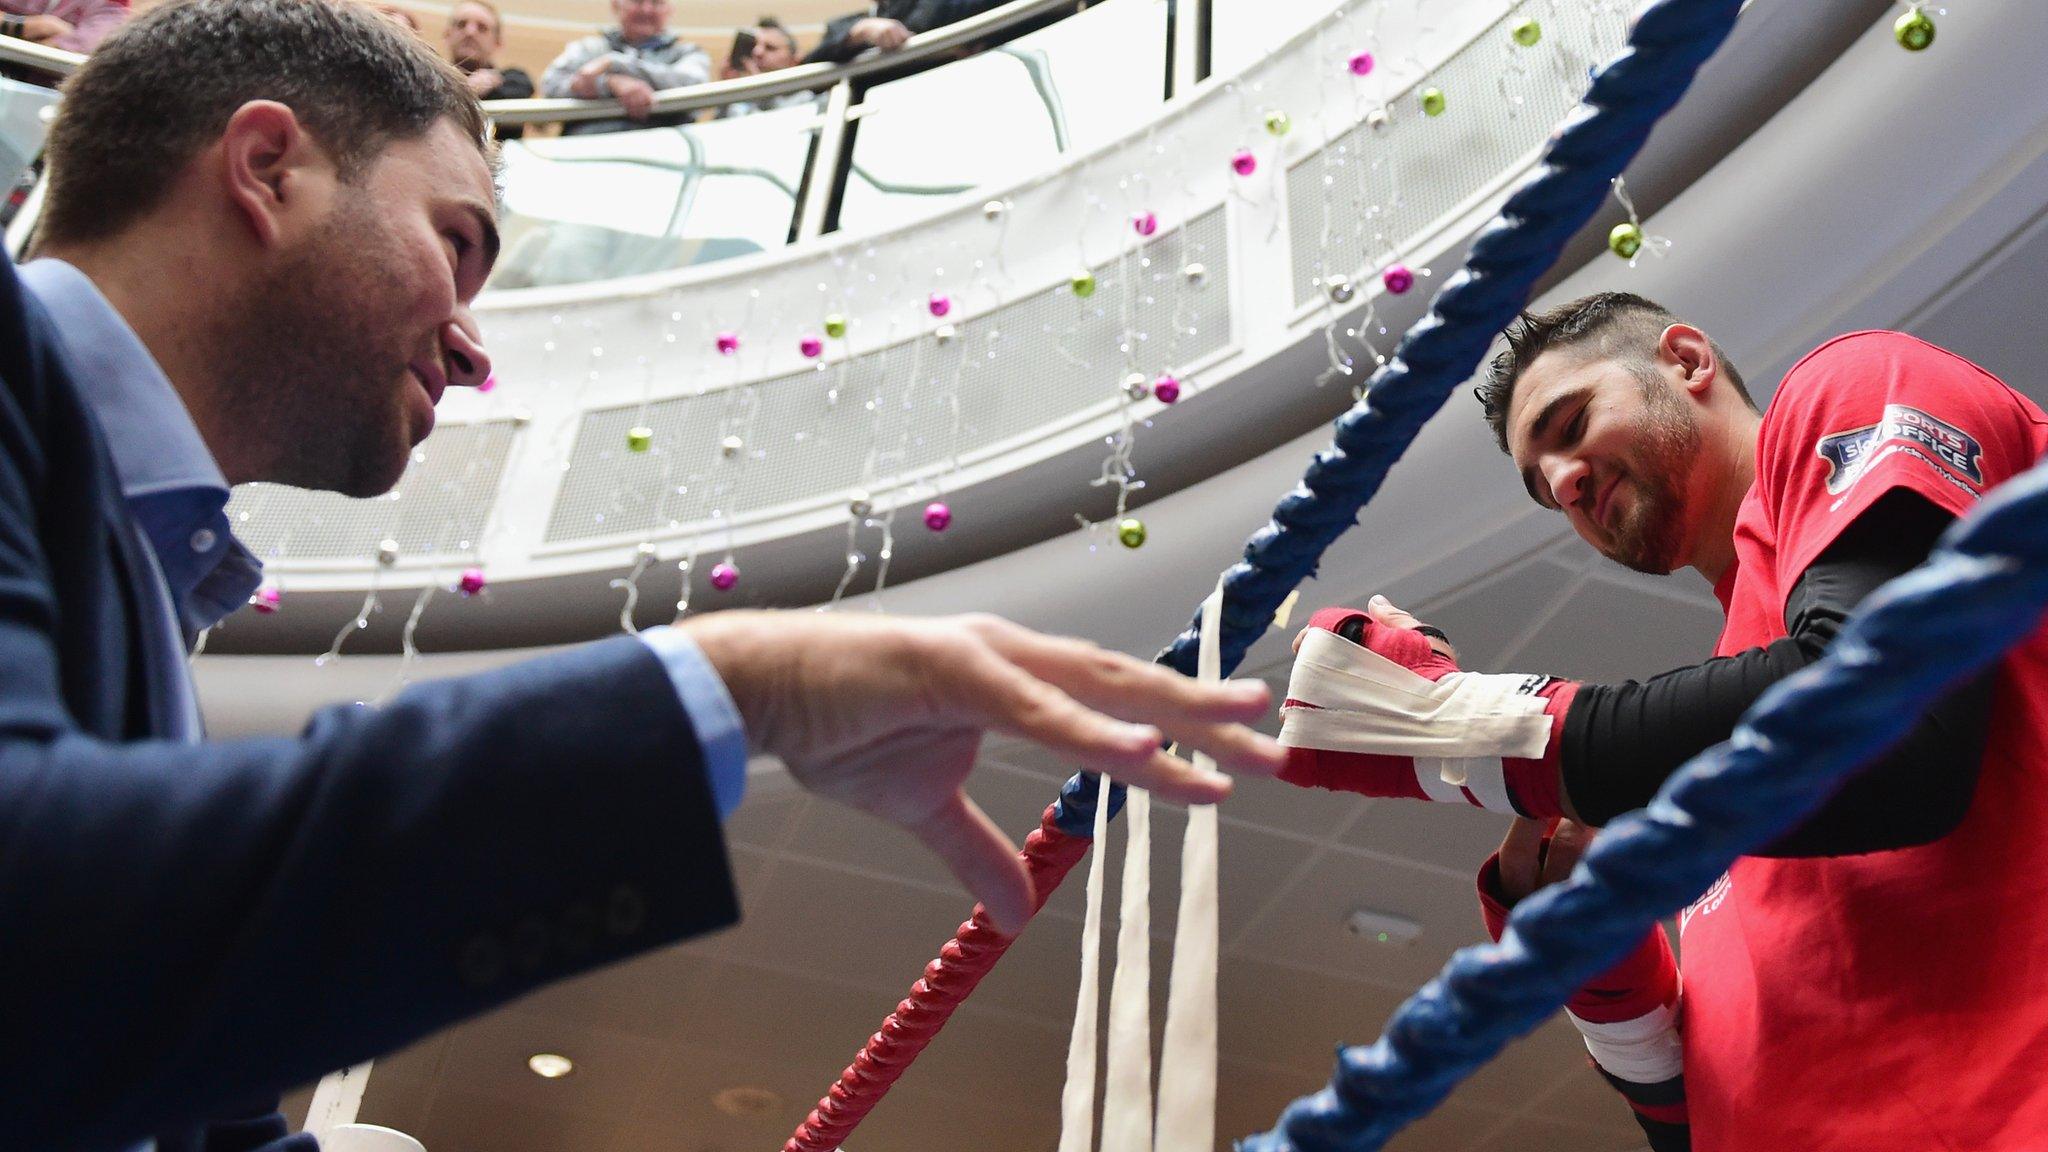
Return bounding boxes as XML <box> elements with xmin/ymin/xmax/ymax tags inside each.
<box><xmin>1815</xmin><ymin>404</ymin><xmax>1985</xmax><ymax>496</ymax></box>
<box><xmin>1679</xmin><ymin>871</ymin><xmax>1733</xmax><ymax>937</ymax></box>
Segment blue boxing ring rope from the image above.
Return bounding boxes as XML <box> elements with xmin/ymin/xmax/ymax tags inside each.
<box><xmin>790</xmin><ymin>1</ymin><xmax>2048</xmax><ymax>1148</ymax></box>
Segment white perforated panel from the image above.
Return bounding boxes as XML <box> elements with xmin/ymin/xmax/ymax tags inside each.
<box><xmin>1287</xmin><ymin>1</ymin><xmax>1626</xmax><ymax>305</ymax></box>
<box><xmin>544</xmin><ymin>209</ymin><xmax>1230</xmax><ymax>544</ymax></box>
<box><xmin>225</xmin><ymin>421</ymin><xmax>519</xmax><ymax>562</ymax></box>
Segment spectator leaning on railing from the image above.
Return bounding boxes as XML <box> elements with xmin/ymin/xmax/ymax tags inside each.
<box><xmin>444</xmin><ymin>0</ymin><xmax>532</xmax><ymax>139</ymax></box>
<box><xmin>805</xmin><ymin>0</ymin><xmax>1003</xmax><ymax>65</ymax></box>
<box><xmin>542</xmin><ymin>0</ymin><xmax>708</xmax><ymax>136</ymax></box>
<box><xmin>715</xmin><ymin>17</ymin><xmax>817</xmax><ymax>119</ymax></box>
<box><xmin>0</xmin><ymin>0</ymin><xmax>129</xmax><ymax>55</ymax></box>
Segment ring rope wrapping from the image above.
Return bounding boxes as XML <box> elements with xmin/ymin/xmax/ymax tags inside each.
<box><xmin>781</xmin><ymin>776</ymin><xmax>1118</xmax><ymax>1152</ymax></box>
<box><xmin>785</xmin><ymin>1</ymin><xmax>1748</xmax><ymax>1148</ymax></box>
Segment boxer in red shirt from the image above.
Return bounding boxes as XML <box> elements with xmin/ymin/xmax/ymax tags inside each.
<box><xmin>1279</xmin><ymin>292</ymin><xmax>2048</xmax><ymax>1151</ymax></box>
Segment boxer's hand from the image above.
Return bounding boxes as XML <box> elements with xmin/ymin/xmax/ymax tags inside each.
<box><xmin>1476</xmin><ymin>817</ymin><xmax>1688</xmax><ymax>1136</ymax></box>
<box><xmin>686</xmin><ymin>611</ymin><xmax>1283</xmax><ymax>933</ymax></box>
<box><xmin>1291</xmin><ymin>594</ymin><xmax>1459</xmax><ymax>674</ymax></box>
<box><xmin>1496</xmin><ymin>815</ymin><xmax>1591</xmax><ymax>904</ymax></box>
<box><xmin>1279</xmin><ymin>597</ymin><xmax>1576</xmax><ymax>817</ymax></box>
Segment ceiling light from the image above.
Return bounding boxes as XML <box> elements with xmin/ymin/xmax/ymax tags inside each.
<box><xmin>527</xmin><ymin>1053</ymin><xmax>575</xmax><ymax>1079</ymax></box>
<box><xmin>1346</xmin><ymin>909</ymin><xmax>1422</xmax><ymax>947</ymax></box>
<box><xmin>713</xmin><ymin>1086</ymin><xmax>782</xmax><ymax>1116</ymax></box>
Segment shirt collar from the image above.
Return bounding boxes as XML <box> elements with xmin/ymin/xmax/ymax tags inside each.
<box><xmin>18</xmin><ymin>258</ymin><xmax>262</xmax><ymax>634</ymax></box>
<box><xmin>607</xmin><ymin>26</ymin><xmax>676</xmax><ymax>50</ymax></box>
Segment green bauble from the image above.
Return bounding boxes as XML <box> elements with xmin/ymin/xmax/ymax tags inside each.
<box><xmin>823</xmin><ymin>313</ymin><xmax>848</xmax><ymax>339</ymax></box>
<box><xmin>1263</xmin><ymin>109</ymin><xmax>1292</xmax><ymax>137</ymax></box>
<box><xmin>1420</xmin><ymin>87</ymin><xmax>1446</xmax><ymax>117</ymax></box>
<box><xmin>1894</xmin><ymin>6</ymin><xmax>1934</xmax><ymax>51</ymax></box>
<box><xmin>1116</xmin><ymin>518</ymin><xmax>1147</xmax><ymax>549</ymax></box>
<box><xmin>1071</xmin><ymin>270</ymin><xmax>1098</xmax><ymax>298</ymax></box>
<box><xmin>1511</xmin><ymin>17</ymin><xmax>1541</xmax><ymax>46</ymax></box>
<box><xmin>1608</xmin><ymin>222</ymin><xmax>1644</xmax><ymax>260</ymax></box>
<box><xmin>626</xmin><ymin>425</ymin><xmax>654</xmax><ymax>453</ymax></box>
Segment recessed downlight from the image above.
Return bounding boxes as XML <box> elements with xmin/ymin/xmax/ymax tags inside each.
<box><xmin>527</xmin><ymin>1053</ymin><xmax>575</xmax><ymax>1079</ymax></box>
<box><xmin>713</xmin><ymin>1086</ymin><xmax>782</xmax><ymax>1116</ymax></box>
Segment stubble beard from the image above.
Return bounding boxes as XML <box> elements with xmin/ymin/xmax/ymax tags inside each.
<box><xmin>218</xmin><ymin>197</ymin><xmax>418</xmax><ymax>498</ymax></box>
<box><xmin>1604</xmin><ymin>375</ymin><xmax>1701</xmax><ymax>575</ymax></box>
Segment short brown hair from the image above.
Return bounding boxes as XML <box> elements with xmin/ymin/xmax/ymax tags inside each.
<box><xmin>1476</xmin><ymin>291</ymin><xmax>1753</xmax><ymax>453</ymax></box>
<box><xmin>39</xmin><ymin>0</ymin><xmax>489</xmax><ymax>249</ymax></box>
<box><xmin>451</xmin><ymin>0</ymin><xmax>505</xmax><ymax>41</ymax></box>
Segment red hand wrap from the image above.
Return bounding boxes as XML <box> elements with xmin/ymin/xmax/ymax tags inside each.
<box><xmin>1280</xmin><ymin>608</ymin><xmax>1576</xmax><ymax>818</ymax></box>
<box><xmin>1476</xmin><ymin>850</ymin><xmax>1678</xmax><ymax>1022</ymax></box>
<box><xmin>1477</xmin><ymin>848</ymin><xmax>1687</xmax><ymax>1129</ymax></box>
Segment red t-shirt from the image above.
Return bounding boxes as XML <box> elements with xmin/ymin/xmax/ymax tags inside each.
<box><xmin>1683</xmin><ymin>331</ymin><xmax>2048</xmax><ymax>1150</ymax></box>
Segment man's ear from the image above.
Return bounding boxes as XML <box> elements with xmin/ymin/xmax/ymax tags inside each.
<box><xmin>218</xmin><ymin>100</ymin><xmax>329</xmax><ymax>250</ymax></box>
<box><xmin>1660</xmin><ymin>323</ymin><xmax>1717</xmax><ymax>398</ymax></box>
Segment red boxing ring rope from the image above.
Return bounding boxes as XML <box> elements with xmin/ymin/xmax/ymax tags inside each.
<box><xmin>782</xmin><ymin>802</ymin><xmax>1093</xmax><ymax>1152</ymax></box>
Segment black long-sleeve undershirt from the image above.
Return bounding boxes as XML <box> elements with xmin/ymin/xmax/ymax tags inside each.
<box><xmin>1560</xmin><ymin>489</ymin><xmax>1993</xmax><ymax>857</ymax></box>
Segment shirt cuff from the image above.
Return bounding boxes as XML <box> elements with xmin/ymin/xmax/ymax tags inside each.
<box><xmin>639</xmin><ymin>625</ymin><xmax>749</xmax><ymax>821</ymax></box>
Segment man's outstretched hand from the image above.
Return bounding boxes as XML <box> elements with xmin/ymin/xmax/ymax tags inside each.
<box><xmin>686</xmin><ymin>611</ymin><xmax>1284</xmax><ymax>934</ymax></box>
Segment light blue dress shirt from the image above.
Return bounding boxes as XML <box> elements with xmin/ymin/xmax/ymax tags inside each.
<box><xmin>18</xmin><ymin>258</ymin><xmax>747</xmax><ymax>816</ymax></box>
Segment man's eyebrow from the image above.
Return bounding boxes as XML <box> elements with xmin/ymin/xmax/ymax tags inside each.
<box><xmin>1526</xmin><ymin>386</ymin><xmax>1588</xmax><ymax>446</ymax></box>
<box><xmin>455</xmin><ymin>197</ymin><xmax>501</xmax><ymax>270</ymax></box>
<box><xmin>1514</xmin><ymin>385</ymin><xmax>1590</xmax><ymax>508</ymax></box>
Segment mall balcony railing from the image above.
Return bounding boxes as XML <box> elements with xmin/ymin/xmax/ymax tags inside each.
<box><xmin>2</xmin><ymin>0</ymin><xmax>1224</xmax><ymax>279</ymax></box>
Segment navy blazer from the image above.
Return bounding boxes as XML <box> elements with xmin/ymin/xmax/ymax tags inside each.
<box><xmin>0</xmin><ymin>256</ymin><xmax>740</xmax><ymax>1150</ymax></box>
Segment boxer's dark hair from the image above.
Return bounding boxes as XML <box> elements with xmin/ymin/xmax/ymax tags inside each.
<box><xmin>38</xmin><ymin>0</ymin><xmax>490</xmax><ymax>249</ymax></box>
<box><xmin>1477</xmin><ymin>291</ymin><xmax>1753</xmax><ymax>454</ymax></box>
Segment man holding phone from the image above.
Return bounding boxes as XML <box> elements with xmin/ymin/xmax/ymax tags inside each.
<box><xmin>716</xmin><ymin>17</ymin><xmax>816</xmax><ymax>118</ymax></box>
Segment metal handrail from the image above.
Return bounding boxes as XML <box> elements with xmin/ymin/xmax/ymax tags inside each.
<box><xmin>484</xmin><ymin>0</ymin><xmax>1084</xmax><ymax>125</ymax></box>
<box><xmin>0</xmin><ymin>0</ymin><xmax>1086</xmax><ymax>123</ymax></box>
<box><xmin>4</xmin><ymin>0</ymin><xmax>1187</xmax><ymax>260</ymax></box>
<box><xmin>0</xmin><ymin>32</ymin><xmax>81</xmax><ymax>74</ymax></box>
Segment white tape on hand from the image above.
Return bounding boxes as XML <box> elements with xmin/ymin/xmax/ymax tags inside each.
<box><xmin>1055</xmin><ymin>784</ymin><xmax>1113</xmax><ymax>1152</ymax></box>
<box><xmin>1155</xmin><ymin>585</ymin><xmax>1223</xmax><ymax>1151</ymax></box>
<box><xmin>1100</xmin><ymin>785</ymin><xmax>1153</xmax><ymax>1152</ymax></box>
<box><xmin>1281</xmin><ymin>629</ymin><xmax>1552</xmax><ymax>760</ymax></box>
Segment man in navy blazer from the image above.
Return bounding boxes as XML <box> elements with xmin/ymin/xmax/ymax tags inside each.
<box><xmin>0</xmin><ymin>1</ymin><xmax>1285</xmax><ymax>1149</ymax></box>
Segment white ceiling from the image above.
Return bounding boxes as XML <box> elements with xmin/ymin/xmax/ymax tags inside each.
<box><xmin>307</xmin><ymin>529</ymin><xmax>1723</xmax><ymax>1152</ymax></box>
<box><xmin>252</xmin><ymin>1</ymin><xmax>2048</xmax><ymax>1148</ymax></box>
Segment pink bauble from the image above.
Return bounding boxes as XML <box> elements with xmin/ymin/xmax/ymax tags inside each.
<box><xmin>716</xmin><ymin>330</ymin><xmax>740</xmax><ymax>355</ymax></box>
<box><xmin>1381</xmin><ymin>263</ymin><xmax>1415</xmax><ymax>294</ymax></box>
<box><xmin>928</xmin><ymin>293</ymin><xmax>952</xmax><ymax>318</ymax></box>
<box><xmin>923</xmin><ymin>501</ymin><xmax>953</xmax><ymax>532</ymax></box>
<box><xmin>1231</xmin><ymin>148</ymin><xmax>1257</xmax><ymax>176</ymax></box>
<box><xmin>1152</xmin><ymin>374</ymin><xmax>1182</xmax><ymax>404</ymax></box>
<box><xmin>477</xmin><ymin>372</ymin><xmax>498</xmax><ymax>394</ymax></box>
<box><xmin>1133</xmin><ymin>211</ymin><xmax>1158</xmax><ymax>237</ymax></box>
<box><xmin>457</xmin><ymin>567</ymin><xmax>487</xmax><ymax>596</ymax></box>
<box><xmin>251</xmin><ymin>584</ymin><xmax>282</xmax><ymax>614</ymax></box>
<box><xmin>800</xmin><ymin>334</ymin><xmax>824</xmax><ymax>359</ymax></box>
<box><xmin>710</xmin><ymin>561</ymin><xmax>740</xmax><ymax>591</ymax></box>
<box><xmin>1348</xmin><ymin>51</ymin><xmax>1375</xmax><ymax>76</ymax></box>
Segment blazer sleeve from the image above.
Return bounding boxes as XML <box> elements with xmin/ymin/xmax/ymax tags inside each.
<box><xmin>0</xmin><ymin>282</ymin><xmax>740</xmax><ymax>1150</ymax></box>
<box><xmin>804</xmin><ymin>13</ymin><xmax>868</xmax><ymax>64</ymax></box>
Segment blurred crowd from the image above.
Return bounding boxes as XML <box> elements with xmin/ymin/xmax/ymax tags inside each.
<box><xmin>2</xmin><ymin>0</ymin><xmax>1015</xmax><ymax>131</ymax></box>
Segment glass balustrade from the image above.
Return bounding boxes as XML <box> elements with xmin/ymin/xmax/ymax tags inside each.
<box><xmin>0</xmin><ymin>74</ymin><xmax>55</xmax><ymax>210</ymax></box>
<box><xmin>487</xmin><ymin>98</ymin><xmax>820</xmax><ymax>290</ymax></box>
<box><xmin>3</xmin><ymin>0</ymin><xmax>1204</xmax><ymax>273</ymax></box>
<box><xmin>836</xmin><ymin>0</ymin><xmax>1169</xmax><ymax>233</ymax></box>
